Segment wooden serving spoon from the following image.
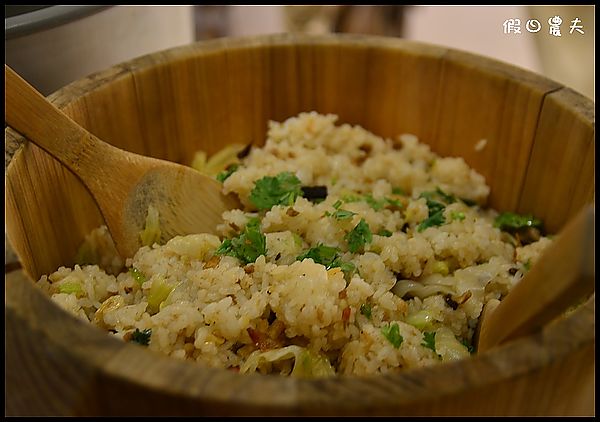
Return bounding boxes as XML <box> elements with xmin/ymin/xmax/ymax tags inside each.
<box><xmin>5</xmin><ymin>64</ymin><xmax>240</xmax><ymax>258</ymax></box>
<box><xmin>476</xmin><ymin>204</ymin><xmax>595</xmax><ymax>353</ymax></box>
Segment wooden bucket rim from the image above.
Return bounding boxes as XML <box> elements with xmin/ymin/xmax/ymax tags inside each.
<box><xmin>5</xmin><ymin>33</ymin><xmax>595</xmax><ymax>410</ymax></box>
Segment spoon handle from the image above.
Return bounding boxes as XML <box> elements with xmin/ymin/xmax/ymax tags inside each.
<box><xmin>477</xmin><ymin>204</ymin><xmax>595</xmax><ymax>352</ymax></box>
<box><xmin>5</xmin><ymin>65</ymin><xmax>128</xmax><ymax>183</ymax></box>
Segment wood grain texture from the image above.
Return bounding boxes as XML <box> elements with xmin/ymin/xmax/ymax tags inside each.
<box><xmin>5</xmin><ymin>138</ymin><xmax>103</xmax><ymax>278</ymax></box>
<box><xmin>518</xmin><ymin>87</ymin><xmax>595</xmax><ymax>233</ymax></box>
<box><xmin>430</xmin><ymin>48</ymin><xmax>563</xmax><ymax>211</ymax></box>
<box><xmin>4</xmin><ymin>33</ymin><xmax>595</xmax><ymax>416</ymax></box>
<box><xmin>6</xmin><ymin>65</ymin><xmax>238</xmax><ymax>259</ymax></box>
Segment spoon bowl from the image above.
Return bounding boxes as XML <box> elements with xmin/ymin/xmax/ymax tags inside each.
<box><xmin>4</xmin><ymin>64</ymin><xmax>239</xmax><ymax>258</ymax></box>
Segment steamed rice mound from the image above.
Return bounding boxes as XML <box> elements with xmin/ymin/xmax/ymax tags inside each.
<box><xmin>37</xmin><ymin>112</ymin><xmax>551</xmax><ymax>377</ymax></box>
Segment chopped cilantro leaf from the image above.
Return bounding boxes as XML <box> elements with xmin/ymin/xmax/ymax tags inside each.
<box><xmin>421</xmin><ymin>331</ymin><xmax>437</xmax><ymax>353</ymax></box>
<box><xmin>420</xmin><ymin>187</ymin><xmax>455</xmax><ymax>208</ymax></box>
<box><xmin>245</xmin><ymin>217</ymin><xmax>261</xmax><ymax>230</ymax></box>
<box><xmin>332</xmin><ymin>209</ymin><xmax>356</xmax><ymax>220</ymax></box>
<box><xmin>216</xmin><ymin>163</ymin><xmax>239</xmax><ymax>183</ymax></box>
<box><xmin>332</xmin><ymin>258</ymin><xmax>356</xmax><ymax>275</ymax></box>
<box><xmin>392</xmin><ymin>187</ymin><xmax>406</xmax><ymax>195</ymax></box>
<box><xmin>297</xmin><ymin>245</ymin><xmax>339</xmax><ymax>267</ymax></box>
<box><xmin>381</xmin><ymin>323</ymin><xmax>403</xmax><ymax>348</ymax></box>
<box><xmin>385</xmin><ymin>197</ymin><xmax>403</xmax><ymax>208</ymax></box>
<box><xmin>332</xmin><ymin>200</ymin><xmax>343</xmax><ymax>209</ymax></box>
<box><xmin>296</xmin><ymin>244</ymin><xmax>355</xmax><ymax>276</ymax></box>
<box><xmin>417</xmin><ymin>210</ymin><xmax>446</xmax><ymax>232</ymax></box>
<box><xmin>417</xmin><ymin>187</ymin><xmax>459</xmax><ymax>232</ymax></box>
<box><xmin>434</xmin><ymin>187</ymin><xmax>456</xmax><ymax>204</ymax></box>
<box><xmin>377</xmin><ymin>229</ymin><xmax>393</xmax><ymax>237</ymax></box>
<box><xmin>460</xmin><ymin>338</ymin><xmax>475</xmax><ymax>354</ymax></box>
<box><xmin>494</xmin><ymin>212</ymin><xmax>543</xmax><ymax>232</ymax></box>
<box><xmin>341</xmin><ymin>194</ymin><xmax>361</xmax><ymax>203</ymax></box>
<box><xmin>345</xmin><ymin>218</ymin><xmax>372</xmax><ymax>253</ymax></box>
<box><xmin>249</xmin><ymin>172</ymin><xmax>303</xmax><ymax>210</ymax></box>
<box><xmin>216</xmin><ymin>217</ymin><xmax>266</xmax><ymax>264</ymax></box>
<box><xmin>131</xmin><ymin>328</ymin><xmax>152</xmax><ymax>346</ymax></box>
<box><xmin>360</xmin><ymin>303</ymin><xmax>372</xmax><ymax>319</ymax></box>
<box><xmin>364</xmin><ymin>194</ymin><xmax>385</xmax><ymax>211</ymax></box>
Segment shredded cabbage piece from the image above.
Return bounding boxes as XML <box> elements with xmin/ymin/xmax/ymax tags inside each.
<box><xmin>57</xmin><ymin>280</ymin><xmax>84</xmax><ymax>296</ymax></box>
<box><xmin>392</xmin><ymin>280</ymin><xmax>455</xmax><ymax>299</ymax></box>
<box><xmin>147</xmin><ymin>276</ymin><xmax>176</xmax><ymax>314</ymax></box>
<box><xmin>191</xmin><ymin>144</ymin><xmax>245</xmax><ymax>176</ymax></box>
<box><xmin>434</xmin><ymin>327</ymin><xmax>470</xmax><ymax>361</ymax></box>
<box><xmin>405</xmin><ymin>309</ymin><xmax>437</xmax><ymax>330</ymax></box>
<box><xmin>139</xmin><ymin>205</ymin><xmax>161</xmax><ymax>247</ymax></box>
<box><xmin>240</xmin><ymin>345</ymin><xmax>335</xmax><ymax>378</ymax></box>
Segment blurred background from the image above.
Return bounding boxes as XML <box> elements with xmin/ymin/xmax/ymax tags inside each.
<box><xmin>5</xmin><ymin>5</ymin><xmax>594</xmax><ymax>99</ymax></box>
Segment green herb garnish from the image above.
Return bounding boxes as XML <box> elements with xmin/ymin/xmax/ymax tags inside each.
<box><xmin>216</xmin><ymin>163</ymin><xmax>239</xmax><ymax>182</ymax></box>
<box><xmin>332</xmin><ymin>200</ymin><xmax>343</xmax><ymax>209</ymax></box>
<box><xmin>360</xmin><ymin>303</ymin><xmax>372</xmax><ymax>319</ymax></box>
<box><xmin>392</xmin><ymin>187</ymin><xmax>406</xmax><ymax>195</ymax></box>
<box><xmin>384</xmin><ymin>197</ymin><xmax>403</xmax><ymax>208</ymax></box>
<box><xmin>341</xmin><ymin>194</ymin><xmax>361</xmax><ymax>203</ymax></box>
<box><xmin>128</xmin><ymin>267</ymin><xmax>147</xmax><ymax>286</ymax></box>
<box><xmin>297</xmin><ymin>244</ymin><xmax>339</xmax><ymax>267</ymax></box>
<box><xmin>434</xmin><ymin>187</ymin><xmax>456</xmax><ymax>204</ymax></box>
<box><xmin>131</xmin><ymin>328</ymin><xmax>152</xmax><ymax>346</ymax></box>
<box><xmin>421</xmin><ymin>331</ymin><xmax>437</xmax><ymax>353</ymax></box>
<box><xmin>460</xmin><ymin>338</ymin><xmax>474</xmax><ymax>354</ymax></box>
<box><xmin>377</xmin><ymin>229</ymin><xmax>393</xmax><ymax>237</ymax></box>
<box><xmin>381</xmin><ymin>323</ymin><xmax>403</xmax><ymax>348</ymax></box>
<box><xmin>494</xmin><ymin>212</ymin><xmax>543</xmax><ymax>232</ymax></box>
<box><xmin>332</xmin><ymin>259</ymin><xmax>356</xmax><ymax>275</ymax></box>
<box><xmin>345</xmin><ymin>218</ymin><xmax>372</xmax><ymax>253</ymax></box>
<box><xmin>249</xmin><ymin>172</ymin><xmax>303</xmax><ymax>210</ymax></box>
<box><xmin>523</xmin><ymin>260</ymin><xmax>532</xmax><ymax>272</ymax></box>
<box><xmin>296</xmin><ymin>244</ymin><xmax>355</xmax><ymax>276</ymax></box>
<box><xmin>364</xmin><ymin>194</ymin><xmax>385</xmax><ymax>211</ymax></box>
<box><xmin>216</xmin><ymin>217</ymin><xmax>266</xmax><ymax>264</ymax></box>
<box><xmin>332</xmin><ymin>209</ymin><xmax>356</xmax><ymax>220</ymax></box>
<box><xmin>417</xmin><ymin>210</ymin><xmax>446</xmax><ymax>232</ymax></box>
<box><xmin>417</xmin><ymin>187</ymin><xmax>458</xmax><ymax>232</ymax></box>
<box><xmin>420</xmin><ymin>188</ymin><xmax>456</xmax><ymax>207</ymax></box>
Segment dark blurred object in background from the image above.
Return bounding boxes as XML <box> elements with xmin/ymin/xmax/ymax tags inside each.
<box><xmin>194</xmin><ymin>6</ymin><xmax>409</xmax><ymax>39</ymax></box>
<box><xmin>282</xmin><ymin>5</ymin><xmax>408</xmax><ymax>36</ymax></box>
<box><xmin>194</xmin><ymin>5</ymin><xmax>230</xmax><ymax>40</ymax></box>
<box><xmin>333</xmin><ymin>5</ymin><xmax>408</xmax><ymax>37</ymax></box>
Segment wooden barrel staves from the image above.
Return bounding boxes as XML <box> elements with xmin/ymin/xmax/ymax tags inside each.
<box><xmin>5</xmin><ymin>34</ymin><xmax>595</xmax><ymax>416</ymax></box>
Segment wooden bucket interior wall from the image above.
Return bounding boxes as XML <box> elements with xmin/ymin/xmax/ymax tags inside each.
<box><xmin>6</xmin><ymin>35</ymin><xmax>595</xmax><ymax>281</ymax></box>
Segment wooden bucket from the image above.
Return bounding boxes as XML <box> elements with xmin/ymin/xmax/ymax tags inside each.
<box><xmin>5</xmin><ymin>34</ymin><xmax>595</xmax><ymax>416</ymax></box>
